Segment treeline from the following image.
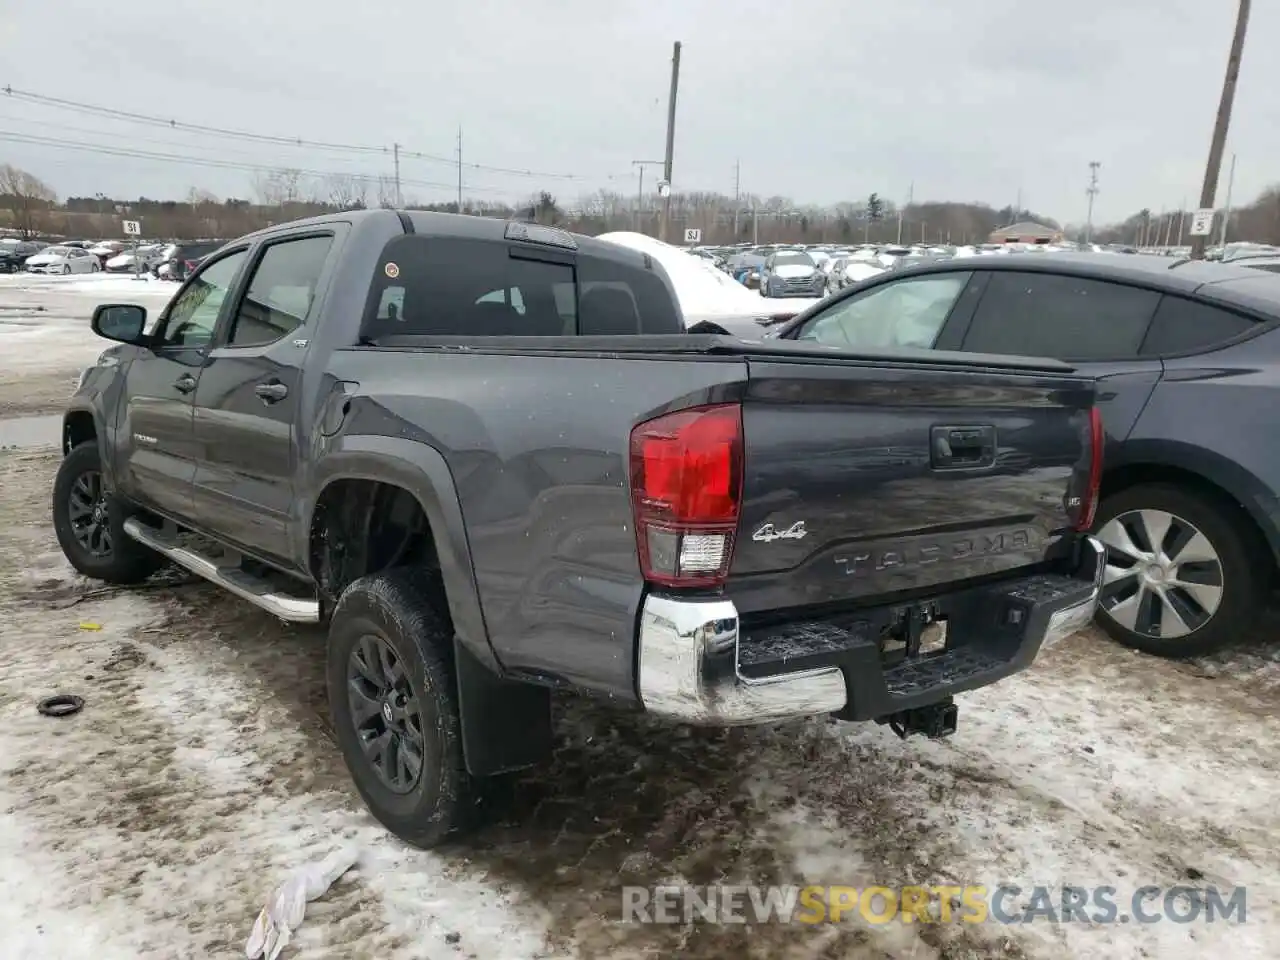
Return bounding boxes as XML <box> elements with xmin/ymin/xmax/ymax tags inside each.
<box><xmin>4</xmin><ymin>161</ymin><xmax>1280</xmax><ymax>247</ymax></box>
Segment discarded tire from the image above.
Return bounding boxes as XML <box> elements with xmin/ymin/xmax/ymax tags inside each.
<box><xmin>37</xmin><ymin>694</ymin><xmax>85</xmax><ymax>718</ymax></box>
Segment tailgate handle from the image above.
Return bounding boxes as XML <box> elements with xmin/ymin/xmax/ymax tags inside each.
<box><xmin>931</xmin><ymin>425</ymin><xmax>996</xmax><ymax>470</ymax></box>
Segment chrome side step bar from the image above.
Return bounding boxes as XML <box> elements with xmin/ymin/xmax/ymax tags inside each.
<box><xmin>122</xmin><ymin>517</ymin><xmax>321</xmax><ymax>623</ymax></box>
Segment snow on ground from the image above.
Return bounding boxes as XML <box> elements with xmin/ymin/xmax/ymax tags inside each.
<box><xmin>0</xmin><ymin>274</ymin><xmax>175</xmax><ymax>418</ymax></box>
<box><xmin>1</xmin><ymin>445</ymin><xmax>1278</xmax><ymax>959</ymax></box>
<box><xmin>596</xmin><ymin>232</ymin><xmax>824</xmax><ymax>321</ymax></box>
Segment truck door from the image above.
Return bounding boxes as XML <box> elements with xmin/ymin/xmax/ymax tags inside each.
<box><xmin>116</xmin><ymin>248</ymin><xmax>249</xmax><ymax>522</ymax></box>
<box><xmin>189</xmin><ymin>232</ymin><xmax>337</xmax><ymax>566</ymax></box>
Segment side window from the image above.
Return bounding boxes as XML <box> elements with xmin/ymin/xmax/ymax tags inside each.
<box><xmin>363</xmin><ymin>237</ymin><xmax>574</xmax><ymax>338</ymax></box>
<box><xmin>796</xmin><ymin>272</ymin><xmax>970</xmax><ymax>350</ymax></box>
<box><xmin>1140</xmin><ymin>296</ymin><xmax>1255</xmax><ymax>355</ymax></box>
<box><xmin>962</xmin><ymin>272</ymin><xmax>1159</xmax><ymax>360</ymax></box>
<box><xmin>156</xmin><ymin>250</ymin><xmax>248</xmax><ymax>348</ymax></box>
<box><xmin>227</xmin><ymin>235</ymin><xmax>333</xmax><ymax>348</ymax></box>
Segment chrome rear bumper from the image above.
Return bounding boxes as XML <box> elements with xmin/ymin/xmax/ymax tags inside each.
<box><xmin>636</xmin><ymin>536</ymin><xmax>1105</xmax><ymax>726</ymax></box>
<box><xmin>637</xmin><ymin>595</ymin><xmax>847</xmax><ymax>726</ymax></box>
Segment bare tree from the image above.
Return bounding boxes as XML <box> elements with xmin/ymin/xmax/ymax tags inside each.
<box><xmin>324</xmin><ymin>174</ymin><xmax>366</xmax><ymax>210</ymax></box>
<box><xmin>373</xmin><ymin>175</ymin><xmax>397</xmax><ymax>209</ymax></box>
<box><xmin>185</xmin><ymin>187</ymin><xmax>219</xmax><ymax>206</ymax></box>
<box><xmin>0</xmin><ymin>164</ymin><xmax>57</xmax><ymax>238</ymax></box>
<box><xmin>251</xmin><ymin>168</ymin><xmax>310</xmax><ymax>206</ymax></box>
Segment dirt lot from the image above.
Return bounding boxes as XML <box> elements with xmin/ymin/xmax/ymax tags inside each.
<box><xmin>2</xmin><ymin>447</ymin><xmax>1279</xmax><ymax>960</ymax></box>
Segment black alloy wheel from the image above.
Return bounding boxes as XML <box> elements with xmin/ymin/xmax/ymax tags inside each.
<box><xmin>347</xmin><ymin>634</ymin><xmax>426</xmax><ymax>794</ymax></box>
<box><xmin>67</xmin><ymin>469</ymin><xmax>112</xmax><ymax>559</ymax></box>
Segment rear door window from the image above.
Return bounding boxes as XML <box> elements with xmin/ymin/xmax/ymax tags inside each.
<box><xmin>226</xmin><ymin>235</ymin><xmax>334</xmax><ymax>348</ymax></box>
<box><xmin>962</xmin><ymin>272</ymin><xmax>1159</xmax><ymax>359</ymax></box>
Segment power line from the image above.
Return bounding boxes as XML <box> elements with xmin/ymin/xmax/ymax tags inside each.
<box><xmin>1</xmin><ymin>84</ymin><xmax>628</xmax><ymax>184</ymax></box>
<box><xmin>0</xmin><ymin>130</ymin><xmax>523</xmax><ymax>196</ymax></box>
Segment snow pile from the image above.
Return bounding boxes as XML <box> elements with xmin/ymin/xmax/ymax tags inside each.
<box><xmin>597</xmin><ymin>232</ymin><xmax>823</xmax><ymax>322</ymax></box>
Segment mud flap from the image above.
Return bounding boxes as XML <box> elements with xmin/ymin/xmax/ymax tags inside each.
<box><xmin>453</xmin><ymin>637</ymin><xmax>552</xmax><ymax>777</ymax></box>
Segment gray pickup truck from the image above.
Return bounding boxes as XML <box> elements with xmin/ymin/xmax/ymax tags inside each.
<box><xmin>55</xmin><ymin>210</ymin><xmax>1104</xmax><ymax>847</ymax></box>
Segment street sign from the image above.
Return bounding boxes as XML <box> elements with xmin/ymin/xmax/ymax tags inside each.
<box><xmin>684</xmin><ymin>228</ymin><xmax>702</xmax><ymax>244</ymax></box>
<box><xmin>122</xmin><ymin>220</ymin><xmax>141</xmax><ymax>236</ymax></box>
<box><xmin>1188</xmin><ymin>209</ymin><xmax>1215</xmax><ymax>237</ymax></box>
<box><xmin>656</xmin><ymin>180</ymin><xmax>671</xmax><ymax>198</ymax></box>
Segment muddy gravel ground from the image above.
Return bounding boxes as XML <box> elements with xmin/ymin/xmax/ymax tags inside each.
<box><xmin>2</xmin><ymin>448</ymin><xmax>1279</xmax><ymax>960</ymax></box>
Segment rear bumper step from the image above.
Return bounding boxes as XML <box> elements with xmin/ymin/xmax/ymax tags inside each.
<box><xmin>637</xmin><ymin>536</ymin><xmax>1104</xmax><ymax>726</ymax></box>
<box><xmin>123</xmin><ymin>518</ymin><xmax>320</xmax><ymax>623</ymax></box>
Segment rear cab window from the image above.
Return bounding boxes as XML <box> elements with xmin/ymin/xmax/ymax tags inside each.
<box><xmin>361</xmin><ymin>232</ymin><xmax>681</xmax><ymax>339</ymax></box>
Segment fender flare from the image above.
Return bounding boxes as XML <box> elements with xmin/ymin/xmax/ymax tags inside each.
<box><xmin>61</xmin><ymin>403</ymin><xmax>114</xmax><ymax>482</ymax></box>
<box><xmin>306</xmin><ymin>435</ymin><xmax>499</xmax><ymax>673</ymax></box>
<box><xmin>1109</xmin><ymin>438</ymin><xmax>1280</xmax><ymax>565</ymax></box>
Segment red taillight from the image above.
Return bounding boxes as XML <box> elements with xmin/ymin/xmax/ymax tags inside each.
<box><xmin>629</xmin><ymin>403</ymin><xmax>744</xmax><ymax>587</ymax></box>
<box><xmin>1075</xmin><ymin>406</ymin><xmax>1104</xmax><ymax>531</ymax></box>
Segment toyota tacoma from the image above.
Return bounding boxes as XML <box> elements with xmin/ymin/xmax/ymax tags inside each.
<box><xmin>55</xmin><ymin>210</ymin><xmax>1104</xmax><ymax>847</ymax></box>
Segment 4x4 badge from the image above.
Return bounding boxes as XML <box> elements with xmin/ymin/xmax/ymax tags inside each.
<box><xmin>752</xmin><ymin>521</ymin><xmax>808</xmax><ymax>543</ymax></box>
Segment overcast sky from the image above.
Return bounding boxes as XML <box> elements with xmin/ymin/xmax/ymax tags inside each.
<box><xmin>0</xmin><ymin>0</ymin><xmax>1275</xmax><ymax>225</ymax></box>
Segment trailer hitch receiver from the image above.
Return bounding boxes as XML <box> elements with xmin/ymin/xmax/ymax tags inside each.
<box><xmin>878</xmin><ymin>698</ymin><xmax>958</xmax><ymax>740</ymax></box>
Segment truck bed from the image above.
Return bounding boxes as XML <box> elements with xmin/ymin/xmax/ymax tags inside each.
<box><xmin>328</xmin><ymin>339</ymin><xmax>1094</xmax><ymax>701</ymax></box>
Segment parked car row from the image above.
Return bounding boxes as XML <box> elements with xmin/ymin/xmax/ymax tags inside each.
<box><xmin>0</xmin><ymin>236</ymin><xmax>228</xmax><ymax>278</ymax></box>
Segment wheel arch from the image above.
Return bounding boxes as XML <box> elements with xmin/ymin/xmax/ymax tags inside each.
<box><xmin>306</xmin><ymin>436</ymin><xmax>498</xmax><ymax>673</ymax></box>
<box><xmin>1103</xmin><ymin>439</ymin><xmax>1280</xmax><ymax>580</ymax></box>
<box><xmin>62</xmin><ymin>407</ymin><xmax>98</xmax><ymax>454</ymax></box>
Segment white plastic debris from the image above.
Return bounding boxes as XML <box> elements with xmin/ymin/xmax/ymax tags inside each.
<box><xmin>245</xmin><ymin>845</ymin><xmax>360</xmax><ymax>960</ymax></box>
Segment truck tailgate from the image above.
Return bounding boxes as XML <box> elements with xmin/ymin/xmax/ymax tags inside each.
<box><xmin>729</xmin><ymin>357</ymin><xmax>1095</xmax><ymax>615</ymax></box>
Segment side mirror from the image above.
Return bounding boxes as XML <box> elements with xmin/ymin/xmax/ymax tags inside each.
<box><xmin>92</xmin><ymin>304</ymin><xmax>148</xmax><ymax>344</ymax></box>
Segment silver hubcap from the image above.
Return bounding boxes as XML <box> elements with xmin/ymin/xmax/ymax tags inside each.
<box><xmin>1096</xmin><ymin>508</ymin><xmax>1224</xmax><ymax>639</ymax></box>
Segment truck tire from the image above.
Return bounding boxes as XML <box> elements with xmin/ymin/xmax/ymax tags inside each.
<box><xmin>327</xmin><ymin>567</ymin><xmax>475</xmax><ymax>848</ymax></box>
<box><xmin>1092</xmin><ymin>483</ymin><xmax>1265</xmax><ymax>658</ymax></box>
<box><xmin>52</xmin><ymin>442</ymin><xmax>165</xmax><ymax>584</ymax></box>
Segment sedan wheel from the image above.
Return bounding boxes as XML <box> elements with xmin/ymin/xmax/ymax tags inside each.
<box><xmin>1092</xmin><ymin>483</ymin><xmax>1263</xmax><ymax>658</ymax></box>
<box><xmin>1096</xmin><ymin>508</ymin><xmax>1224</xmax><ymax>640</ymax></box>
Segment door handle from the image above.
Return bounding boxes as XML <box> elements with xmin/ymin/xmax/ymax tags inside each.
<box><xmin>173</xmin><ymin>374</ymin><xmax>196</xmax><ymax>394</ymax></box>
<box><xmin>255</xmin><ymin>381</ymin><xmax>289</xmax><ymax>403</ymax></box>
<box><xmin>930</xmin><ymin>425</ymin><xmax>997</xmax><ymax>470</ymax></box>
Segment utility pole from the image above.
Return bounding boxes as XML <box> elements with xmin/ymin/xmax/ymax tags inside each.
<box><xmin>393</xmin><ymin>143</ymin><xmax>402</xmax><ymax>207</ymax></box>
<box><xmin>897</xmin><ymin>181</ymin><xmax>913</xmax><ymax>244</ymax></box>
<box><xmin>1012</xmin><ymin>188</ymin><xmax>1021</xmax><ymax>225</ymax></box>
<box><xmin>1217</xmin><ymin>152</ymin><xmax>1238</xmax><ymax>248</ymax></box>
<box><xmin>1190</xmin><ymin>0</ymin><xmax>1251</xmax><ymax>259</ymax></box>
<box><xmin>456</xmin><ymin>127</ymin><xmax>463</xmax><ymax>214</ymax></box>
<box><xmin>1176</xmin><ymin>197</ymin><xmax>1187</xmax><ymax>246</ymax></box>
<box><xmin>631</xmin><ymin>160</ymin><xmax>663</xmax><ymax>233</ymax></box>
<box><xmin>659</xmin><ymin>41</ymin><xmax>682</xmax><ymax>243</ymax></box>
<box><xmin>752</xmin><ymin>199</ymin><xmax>759</xmax><ymax>245</ymax></box>
<box><xmin>732</xmin><ymin>160</ymin><xmax>741</xmax><ymax>238</ymax></box>
<box><xmin>1085</xmin><ymin>161</ymin><xmax>1100</xmax><ymax>244</ymax></box>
